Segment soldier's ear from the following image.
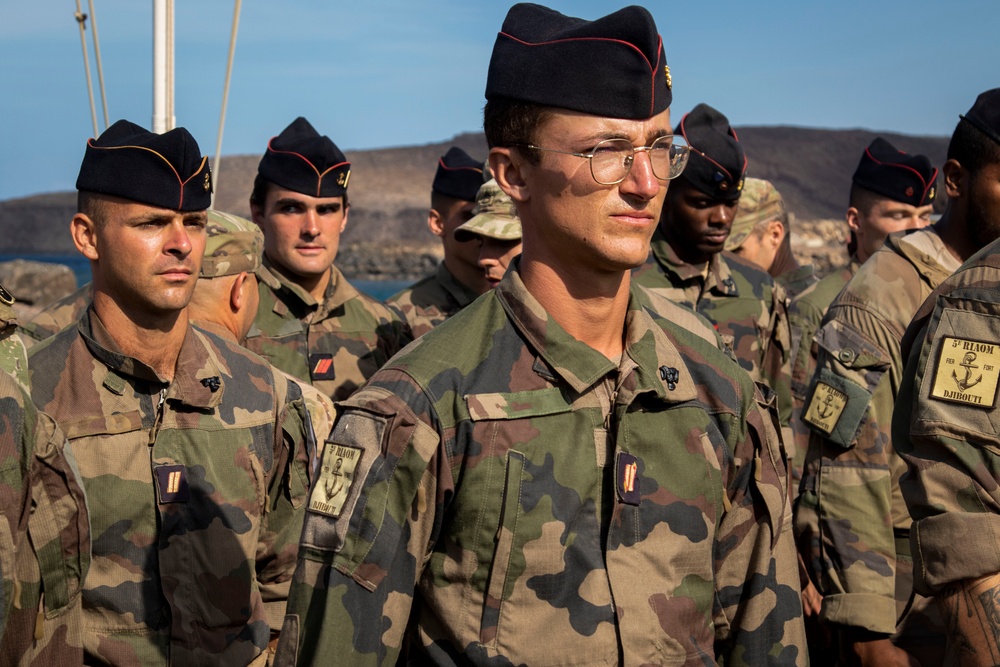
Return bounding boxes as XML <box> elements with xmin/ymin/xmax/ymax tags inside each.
<box><xmin>942</xmin><ymin>159</ymin><xmax>966</xmax><ymax>199</ymax></box>
<box><xmin>490</xmin><ymin>147</ymin><xmax>529</xmax><ymax>203</ymax></box>
<box><xmin>845</xmin><ymin>207</ymin><xmax>861</xmax><ymax>233</ymax></box>
<box><xmin>427</xmin><ymin>209</ymin><xmax>446</xmax><ymax>237</ymax></box>
<box><xmin>71</xmin><ymin>213</ymin><xmax>100</xmax><ymax>261</ymax></box>
<box><xmin>230</xmin><ymin>272</ymin><xmax>248</xmax><ymax>312</ymax></box>
<box><xmin>767</xmin><ymin>219</ymin><xmax>784</xmax><ymax>248</ymax></box>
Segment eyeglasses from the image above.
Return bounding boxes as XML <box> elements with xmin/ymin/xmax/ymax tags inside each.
<box><xmin>514</xmin><ymin>135</ymin><xmax>690</xmax><ymax>185</ymax></box>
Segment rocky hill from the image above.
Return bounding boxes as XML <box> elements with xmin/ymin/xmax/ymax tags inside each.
<box><xmin>0</xmin><ymin>126</ymin><xmax>948</xmax><ymax>276</ymax></box>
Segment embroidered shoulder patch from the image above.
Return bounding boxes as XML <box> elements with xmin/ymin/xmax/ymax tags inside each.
<box><xmin>930</xmin><ymin>336</ymin><xmax>1000</xmax><ymax>409</ymax></box>
<box><xmin>803</xmin><ymin>382</ymin><xmax>848</xmax><ymax>434</ymax></box>
<box><xmin>308</xmin><ymin>441</ymin><xmax>363</xmax><ymax>518</ymax></box>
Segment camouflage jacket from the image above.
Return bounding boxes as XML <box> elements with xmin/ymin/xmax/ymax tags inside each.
<box><xmin>0</xmin><ymin>299</ymin><xmax>29</xmax><ymax>390</ymax></box>
<box><xmin>787</xmin><ymin>258</ymin><xmax>860</xmax><ymax>482</ymax></box>
<box><xmin>0</xmin><ymin>340</ymin><xmax>90</xmax><ymax>666</ymax></box>
<box><xmin>385</xmin><ymin>262</ymin><xmax>481</xmax><ymax>338</ymax></box>
<box><xmin>632</xmin><ymin>230</ymin><xmax>793</xmax><ymax>434</ymax></box>
<box><xmin>29</xmin><ymin>310</ymin><xmax>313</xmax><ymax>666</ymax></box>
<box><xmin>892</xmin><ymin>238</ymin><xmax>1000</xmax><ymax>598</ymax></box>
<box><xmin>274</xmin><ymin>264</ymin><xmax>806</xmax><ymax>667</ymax></box>
<box><xmin>777</xmin><ymin>264</ymin><xmax>819</xmax><ymax>303</ymax></box>
<box><xmin>246</xmin><ymin>260</ymin><xmax>412</xmax><ymax>402</ymax></box>
<box><xmin>17</xmin><ymin>283</ymin><xmax>92</xmax><ymax>348</ymax></box>
<box><xmin>795</xmin><ymin>228</ymin><xmax>959</xmax><ymax>644</ymax></box>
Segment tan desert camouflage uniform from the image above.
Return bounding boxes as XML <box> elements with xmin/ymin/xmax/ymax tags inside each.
<box><xmin>245</xmin><ymin>259</ymin><xmax>412</xmax><ymax>402</ymax></box>
<box><xmin>386</xmin><ymin>262</ymin><xmax>480</xmax><ymax>338</ymax></box>
<box><xmin>787</xmin><ymin>258</ymin><xmax>860</xmax><ymax>481</ymax></box>
<box><xmin>795</xmin><ymin>227</ymin><xmax>958</xmax><ymax>654</ymax></box>
<box><xmin>274</xmin><ymin>263</ymin><xmax>806</xmax><ymax>666</ymax></box>
<box><xmin>893</xmin><ymin>238</ymin><xmax>1000</xmax><ymax>601</ymax></box>
<box><xmin>29</xmin><ymin>310</ymin><xmax>313</xmax><ymax>666</ymax></box>
<box><xmin>633</xmin><ymin>231</ymin><xmax>793</xmax><ymax>439</ymax></box>
<box><xmin>0</xmin><ymin>291</ymin><xmax>90</xmax><ymax>666</ymax></box>
<box><xmin>17</xmin><ymin>284</ymin><xmax>91</xmax><ymax>348</ymax></box>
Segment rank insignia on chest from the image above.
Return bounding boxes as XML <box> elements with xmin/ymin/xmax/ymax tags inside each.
<box><xmin>309</xmin><ymin>441</ymin><xmax>363</xmax><ymax>518</ymax></box>
<box><xmin>930</xmin><ymin>336</ymin><xmax>1000</xmax><ymax>409</ymax></box>
<box><xmin>616</xmin><ymin>452</ymin><xmax>641</xmax><ymax>506</ymax></box>
<box><xmin>154</xmin><ymin>464</ymin><xmax>190</xmax><ymax>503</ymax></box>
<box><xmin>310</xmin><ymin>353</ymin><xmax>336</xmax><ymax>380</ymax></box>
<box><xmin>803</xmin><ymin>381</ymin><xmax>848</xmax><ymax>434</ymax></box>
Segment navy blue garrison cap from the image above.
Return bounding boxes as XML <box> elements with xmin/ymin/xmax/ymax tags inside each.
<box><xmin>432</xmin><ymin>147</ymin><xmax>484</xmax><ymax>202</ymax></box>
<box><xmin>960</xmin><ymin>88</ymin><xmax>1000</xmax><ymax>148</ymax></box>
<box><xmin>853</xmin><ymin>137</ymin><xmax>937</xmax><ymax>206</ymax></box>
<box><xmin>676</xmin><ymin>104</ymin><xmax>746</xmax><ymax>202</ymax></box>
<box><xmin>76</xmin><ymin>119</ymin><xmax>212</xmax><ymax>211</ymax></box>
<box><xmin>486</xmin><ymin>4</ymin><xmax>671</xmax><ymax>119</ymax></box>
<box><xmin>256</xmin><ymin>117</ymin><xmax>351</xmax><ymax>198</ymax></box>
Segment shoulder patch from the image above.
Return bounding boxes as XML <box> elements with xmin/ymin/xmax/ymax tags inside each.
<box><xmin>308</xmin><ymin>442</ymin><xmax>363</xmax><ymax>518</ymax></box>
<box><xmin>803</xmin><ymin>381</ymin><xmax>848</xmax><ymax>434</ymax></box>
<box><xmin>930</xmin><ymin>336</ymin><xmax>1000</xmax><ymax>409</ymax></box>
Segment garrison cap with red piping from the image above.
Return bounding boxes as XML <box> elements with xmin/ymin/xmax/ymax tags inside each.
<box><xmin>75</xmin><ymin>119</ymin><xmax>212</xmax><ymax>211</ymax></box>
<box><xmin>256</xmin><ymin>117</ymin><xmax>351</xmax><ymax>198</ymax></box>
<box><xmin>852</xmin><ymin>137</ymin><xmax>937</xmax><ymax>207</ymax></box>
<box><xmin>485</xmin><ymin>3</ymin><xmax>671</xmax><ymax>119</ymax></box>
<box><xmin>676</xmin><ymin>103</ymin><xmax>746</xmax><ymax>203</ymax></box>
<box><xmin>432</xmin><ymin>147</ymin><xmax>484</xmax><ymax>202</ymax></box>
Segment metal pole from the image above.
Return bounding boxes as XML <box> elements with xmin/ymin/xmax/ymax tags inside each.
<box><xmin>166</xmin><ymin>0</ymin><xmax>175</xmax><ymax>130</ymax></box>
<box><xmin>212</xmin><ymin>0</ymin><xmax>242</xmax><ymax>205</ymax></box>
<box><xmin>88</xmin><ymin>0</ymin><xmax>110</xmax><ymax>129</ymax></box>
<box><xmin>152</xmin><ymin>0</ymin><xmax>167</xmax><ymax>133</ymax></box>
<box><xmin>74</xmin><ymin>1</ymin><xmax>99</xmax><ymax>137</ymax></box>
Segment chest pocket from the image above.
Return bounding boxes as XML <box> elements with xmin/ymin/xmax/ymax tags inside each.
<box><xmin>803</xmin><ymin>320</ymin><xmax>891</xmax><ymax>448</ymax></box>
<box><xmin>465</xmin><ymin>389</ymin><xmax>618</xmax><ymax>661</ymax></box>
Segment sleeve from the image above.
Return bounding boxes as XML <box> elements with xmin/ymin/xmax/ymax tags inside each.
<box><xmin>787</xmin><ymin>297</ymin><xmax>824</xmax><ymax>484</ymax></box>
<box><xmin>761</xmin><ymin>282</ymin><xmax>794</xmax><ymax>439</ymax></box>
<box><xmin>256</xmin><ymin>375</ymin><xmax>314</xmax><ymax>630</ymax></box>
<box><xmin>795</xmin><ymin>307</ymin><xmax>901</xmax><ymax>634</ymax></box>
<box><xmin>713</xmin><ymin>382</ymin><xmax>808</xmax><ymax>666</ymax></box>
<box><xmin>273</xmin><ymin>373</ymin><xmax>447</xmax><ymax>667</ymax></box>
<box><xmin>894</xmin><ymin>292</ymin><xmax>1000</xmax><ymax>597</ymax></box>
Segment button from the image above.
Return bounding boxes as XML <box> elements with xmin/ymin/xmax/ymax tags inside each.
<box><xmin>838</xmin><ymin>348</ymin><xmax>856</xmax><ymax>363</ymax></box>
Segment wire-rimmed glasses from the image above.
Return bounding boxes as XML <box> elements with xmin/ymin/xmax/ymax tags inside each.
<box><xmin>515</xmin><ymin>135</ymin><xmax>690</xmax><ymax>185</ymax></box>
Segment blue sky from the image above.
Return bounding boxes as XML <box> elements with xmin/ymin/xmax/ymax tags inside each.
<box><xmin>1</xmin><ymin>1</ymin><xmax>996</xmax><ymax>201</ymax></box>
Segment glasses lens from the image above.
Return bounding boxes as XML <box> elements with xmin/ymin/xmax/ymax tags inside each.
<box><xmin>589</xmin><ymin>139</ymin><xmax>633</xmax><ymax>185</ymax></box>
<box><xmin>648</xmin><ymin>135</ymin><xmax>689</xmax><ymax>180</ymax></box>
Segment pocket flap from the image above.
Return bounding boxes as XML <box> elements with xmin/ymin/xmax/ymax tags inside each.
<box><xmin>466</xmin><ymin>388</ymin><xmax>571</xmax><ymax>421</ymax></box>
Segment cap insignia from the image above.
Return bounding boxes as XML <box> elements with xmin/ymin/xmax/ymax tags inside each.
<box><xmin>664</xmin><ymin>65</ymin><xmax>672</xmax><ymax>90</ymax></box>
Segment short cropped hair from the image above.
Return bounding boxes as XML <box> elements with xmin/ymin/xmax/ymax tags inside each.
<box><xmin>77</xmin><ymin>190</ymin><xmax>112</xmax><ymax>226</ymax></box>
<box><xmin>848</xmin><ymin>183</ymin><xmax>885</xmax><ymax>216</ymax></box>
<box><xmin>948</xmin><ymin>119</ymin><xmax>1000</xmax><ymax>175</ymax></box>
<box><xmin>483</xmin><ymin>97</ymin><xmax>554</xmax><ymax>166</ymax></box>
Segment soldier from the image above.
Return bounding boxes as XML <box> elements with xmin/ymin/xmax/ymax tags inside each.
<box><xmin>453</xmin><ymin>178</ymin><xmax>523</xmax><ymax>289</ymax></box>
<box><xmin>275</xmin><ymin>4</ymin><xmax>806</xmax><ymax>665</ymax></box>
<box><xmin>632</xmin><ymin>103</ymin><xmax>793</xmax><ymax>448</ymax></box>
<box><xmin>788</xmin><ymin>138</ymin><xmax>937</xmax><ymax>479</ymax></box>
<box><xmin>28</xmin><ymin>120</ymin><xmax>313</xmax><ymax>666</ymax></box>
<box><xmin>0</xmin><ymin>285</ymin><xmax>89</xmax><ymax>665</ymax></box>
<box><xmin>246</xmin><ymin>117</ymin><xmax>411</xmax><ymax>401</ymax></box>
<box><xmin>726</xmin><ymin>177</ymin><xmax>817</xmax><ymax>299</ymax></box>
<box><xmin>890</xmin><ymin>89</ymin><xmax>1000</xmax><ymax>667</ymax></box>
<box><xmin>387</xmin><ymin>147</ymin><xmax>487</xmax><ymax>337</ymax></box>
<box><xmin>186</xmin><ymin>210</ymin><xmax>336</xmax><ymax>465</ymax></box>
<box><xmin>795</xmin><ymin>91</ymin><xmax>1000</xmax><ymax>666</ymax></box>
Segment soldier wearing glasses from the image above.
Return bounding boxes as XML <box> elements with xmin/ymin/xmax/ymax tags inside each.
<box><xmin>275</xmin><ymin>4</ymin><xmax>806</xmax><ymax>665</ymax></box>
<box><xmin>633</xmin><ymin>104</ymin><xmax>794</xmax><ymax>451</ymax></box>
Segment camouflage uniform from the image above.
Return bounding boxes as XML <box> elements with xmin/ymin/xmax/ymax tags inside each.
<box><xmin>0</xmin><ymin>292</ymin><xmax>29</xmax><ymax>390</ymax></box>
<box><xmin>246</xmin><ymin>259</ymin><xmax>411</xmax><ymax>402</ymax></box>
<box><xmin>275</xmin><ymin>264</ymin><xmax>807</xmax><ymax>666</ymax></box>
<box><xmin>17</xmin><ymin>284</ymin><xmax>91</xmax><ymax>348</ymax></box>
<box><xmin>0</xmin><ymin>292</ymin><xmax>90</xmax><ymax>666</ymax></box>
<box><xmin>385</xmin><ymin>262</ymin><xmax>480</xmax><ymax>338</ymax></box>
<box><xmin>893</xmin><ymin>238</ymin><xmax>1000</xmax><ymax>601</ymax></box>
<box><xmin>29</xmin><ymin>309</ymin><xmax>313</xmax><ymax>666</ymax></box>
<box><xmin>787</xmin><ymin>258</ymin><xmax>860</xmax><ymax>481</ymax></box>
<box><xmin>795</xmin><ymin>228</ymin><xmax>958</xmax><ymax>654</ymax></box>
<box><xmin>632</xmin><ymin>230</ymin><xmax>793</xmax><ymax>440</ymax></box>
<box><xmin>778</xmin><ymin>264</ymin><xmax>818</xmax><ymax>303</ymax></box>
